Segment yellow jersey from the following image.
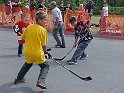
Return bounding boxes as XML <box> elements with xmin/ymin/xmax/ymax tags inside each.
<box><xmin>21</xmin><ymin>24</ymin><xmax>48</xmax><ymax>64</ymax></box>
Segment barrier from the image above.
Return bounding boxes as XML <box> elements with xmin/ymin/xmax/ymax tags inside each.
<box><xmin>0</xmin><ymin>4</ymin><xmax>5</xmax><ymax>25</ymax></box>
<box><xmin>99</xmin><ymin>14</ymin><xmax>124</xmax><ymax>40</ymax></box>
<box><xmin>0</xmin><ymin>4</ymin><xmax>90</xmax><ymax>34</ymax></box>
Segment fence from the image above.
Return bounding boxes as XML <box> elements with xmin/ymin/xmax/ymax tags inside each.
<box><xmin>99</xmin><ymin>14</ymin><xmax>124</xmax><ymax>40</ymax></box>
<box><xmin>0</xmin><ymin>4</ymin><xmax>90</xmax><ymax>34</ymax></box>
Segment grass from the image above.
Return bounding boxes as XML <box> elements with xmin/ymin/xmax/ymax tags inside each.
<box><xmin>91</xmin><ymin>15</ymin><xmax>100</xmax><ymax>36</ymax></box>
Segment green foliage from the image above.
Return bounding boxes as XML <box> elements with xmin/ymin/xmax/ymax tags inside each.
<box><xmin>107</xmin><ymin>0</ymin><xmax>124</xmax><ymax>7</ymax></box>
<box><xmin>93</xmin><ymin>0</ymin><xmax>104</xmax><ymax>15</ymax></box>
<box><xmin>79</xmin><ymin>0</ymin><xmax>88</xmax><ymax>6</ymax></box>
<box><xmin>0</xmin><ymin>0</ymin><xmax>6</xmax><ymax>4</ymax></box>
<box><xmin>109</xmin><ymin>7</ymin><xmax>124</xmax><ymax>14</ymax></box>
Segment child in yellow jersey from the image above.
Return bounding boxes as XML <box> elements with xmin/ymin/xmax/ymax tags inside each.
<box><xmin>14</xmin><ymin>11</ymin><xmax>50</xmax><ymax>89</ymax></box>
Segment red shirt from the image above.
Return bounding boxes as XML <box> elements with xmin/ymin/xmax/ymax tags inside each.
<box><xmin>14</xmin><ymin>20</ymin><xmax>30</xmax><ymax>36</ymax></box>
<box><xmin>14</xmin><ymin>20</ymin><xmax>30</xmax><ymax>44</ymax></box>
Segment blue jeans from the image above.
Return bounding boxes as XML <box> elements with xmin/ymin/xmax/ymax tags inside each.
<box><xmin>71</xmin><ymin>40</ymin><xmax>91</xmax><ymax>61</ymax></box>
<box><xmin>53</xmin><ymin>21</ymin><xmax>65</xmax><ymax>46</ymax></box>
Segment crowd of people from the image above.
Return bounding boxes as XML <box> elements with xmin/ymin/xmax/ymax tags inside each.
<box><xmin>5</xmin><ymin>0</ymin><xmax>47</xmax><ymax>23</ymax></box>
<box><xmin>4</xmin><ymin>0</ymin><xmax>94</xmax><ymax>23</ymax></box>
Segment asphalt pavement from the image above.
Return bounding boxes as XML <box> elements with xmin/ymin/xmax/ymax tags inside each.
<box><xmin>0</xmin><ymin>28</ymin><xmax>124</xmax><ymax>93</ymax></box>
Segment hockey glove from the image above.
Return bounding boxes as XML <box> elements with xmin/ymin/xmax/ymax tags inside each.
<box><xmin>45</xmin><ymin>52</ymin><xmax>52</xmax><ymax>59</ymax></box>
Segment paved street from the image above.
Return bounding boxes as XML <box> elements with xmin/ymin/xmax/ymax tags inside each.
<box><xmin>0</xmin><ymin>28</ymin><xmax>124</xmax><ymax>93</ymax></box>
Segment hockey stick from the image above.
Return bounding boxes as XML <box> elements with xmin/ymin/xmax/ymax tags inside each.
<box><xmin>54</xmin><ymin>46</ymin><xmax>75</xmax><ymax>61</ymax></box>
<box><xmin>47</xmin><ymin>48</ymin><xmax>51</xmax><ymax>51</ymax></box>
<box><xmin>52</xmin><ymin>58</ymin><xmax>92</xmax><ymax>81</ymax></box>
<box><xmin>54</xmin><ymin>27</ymin><xmax>90</xmax><ymax>61</ymax></box>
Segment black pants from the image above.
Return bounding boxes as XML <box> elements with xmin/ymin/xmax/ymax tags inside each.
<box><xmin>18</xmin><ymin>44</ymin><xmax>23</xmax><ymax>55</ymax></box>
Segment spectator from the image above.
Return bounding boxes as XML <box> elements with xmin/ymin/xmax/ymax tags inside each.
<box><xmin>65</xmin><ymin>1</ymin><xmax>73</xmax><ymax>31</ymax></box>
<box><xmin>23</xmin><ymin>1</ymin><xmax>30</xmax><ymax>14</ymax></box>
<box><xmin>65</xmin><ymin>1</ymin><xmax>72</xmax><ymax>10</ymax></box>
<box><xmin>38</xmin><ymin>0</ymin><xmax>47</xmax><ymax>13</ymax></box>
<box><xmin>99</xmin><ymin>2</ymin><xmax>108</xmax><ymax>31</ymax></box>
<box><xmin>11</xmin><ymin>0</ymin><xmax>23</xmax><ymax>22</ymax></box>
<box><xmin>59</xmin><ymin>1</ymin><xmax>66</xmax><ymax>22</ymax></box>
<box><xmin>85</xmin><ymin>0</ymin><xmax>94</xmax><ymax>17</ymax></box>
<box><xmin>77</xmin><ymin>4</ymin><xmax>86</xmax><ymax>22</ymax></box>
<box><xmin>30</xmin><ymin>0</ymin><xmax>36</xmax><ymax>22</ymax></box>
<box><xmin>5</xmin><ymin>0</ymin><xmax>12</xmax><ymax>23</ymax></box>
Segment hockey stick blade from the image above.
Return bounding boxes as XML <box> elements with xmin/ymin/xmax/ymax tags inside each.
<box><xmin>53</xmin><ymin>57</ymin><xmax>65</xmax><ymax>61</ymax></box>
<box><xmin>69</xmin><ymin>69</ymin><xmax>92</xmax><ymax>81</ymax></box>
<box><xmin>52</xmin><ymin>58</ymin><xmax>92</xmax><ymax>81</ymax></box>
<box><xmin>81</xmin><ymin>76</ymin><xmax>92</xmax><ymax>81</ymax></box>
<box><xmin>47</xmin><ymin>48</ymin><xmax>51</xmax><ymax>51</ymax></box>
<box><xmin>53</xmin><ymin>47</ymin><xmax>75</xmax><ymax>61</ymax></box>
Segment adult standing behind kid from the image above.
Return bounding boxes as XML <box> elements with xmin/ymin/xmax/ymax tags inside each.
<box><xmin>50</xmin><ymin>1</ymin><xmax>66</xmax><ymax>48</ymax></box>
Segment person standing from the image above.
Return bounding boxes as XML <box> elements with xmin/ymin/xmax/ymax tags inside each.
<box><xmin>64</xmin><ymin>1</ymin><xmax>74</xmax><ymax>31</ymax></box>
<box><xmin>59</xmin><ymin>1</ymin><xmax>66</xmax><ymax>22</ymax></box>
<box><xmin>5</xmin><ymin>0</ymin><xmax>12</xmax><ymax>23</ymax></box>
<box><xmin>23</xmin><ymin>1</ymin><xmax>30</xmax><ymax>14</ymax></box>
<box><xmin>11</xmin><ymin>0</ymin><xmax>23</xmax><ymax>22</ymax></box>
<box><xmin>67</xmin><ymin>17</ymin><xmax>93</xmax><ymax>65</ymax></box>
<box><xmin>100</xmin><ymin>2</ymin><xmax>108</xmax><ymax>31</ymax></box>
<box><xmin>38</xmin><ymin>0</ymin><xmax>47</xmax><ymax>13</ymax></box>
<box><xmin>77</xmin><ymin>4</ymin><xmax>86</xmax><ymax>22</ymax></box>
<box><xmin>85</xmin><ymin>0</ymin><xmax>94</xmax><ymax>18</ymax></box>
<box><xmin>13</xmin><ymin>13</ymin><xmax>30</xmax><ymax>57</ymax></box>
<box><xmin>50</xmin><ymin>1</ymin><xmax>66</xmax><ymax>48</ymax></box>
<box><xmin>14</xmin><ymin>11</ymin><xmax>50</xmax><ymax>89</ymax></box>
<box><xmin>30</xmin><ymin>0</ymin><xmax>36</xmax><ymax>22</ymax></box>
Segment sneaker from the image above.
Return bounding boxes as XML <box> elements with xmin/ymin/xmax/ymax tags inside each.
<box><xmin>60</xmin><ymin>45</ymin><xmax>66</xmax><ymax>48</ymax></box>
<box><xmin>14</xmin><ymin>78</ymin><xmax>26</xmax><ymax>84</ymax></box>
<box><xmin>18</xmin><ymin>54</ymin><xmax>22</xmax><ymax>57</ymax></box>
<box><xmin>55</xmin><ymin>44</ymin><xmax>62</xmax><ymax>48</ymax></box>
<box><xmin>36</xmin><ymin>80</ymin><xmax>47</xmax><ymax>89</ymax></box>
<box><xmin>79</xmin><ymin>55</ymin><xmax>88</xmax><ymax>60</ymax></box>
<box><xmin>67</xmin><ymin>60</ymin><xmax>77</xmax><ymax>65</ymax></box>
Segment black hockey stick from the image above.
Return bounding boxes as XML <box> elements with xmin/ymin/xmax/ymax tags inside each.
<box><xmin>54</xmin><ymin>46</ymin><xmax>75</xmax><ymax>61</ymax></box>
<box><xmin>52</xmin><ymin>58</ymin><xmax>92</xmax><ymax>81</ymax></box>
<box><xmin>47</xmin><ymin>48</ymin><xmax>51</xmax><ymax>51</ymax></box>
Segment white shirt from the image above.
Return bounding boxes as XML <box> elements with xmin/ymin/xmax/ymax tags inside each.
<box><xmin>102</xmin><ymin>6</ymin><xmax>108</xmax><ymax>16</ymax></box>
<box><xmin>52</xmin><ymin>7</ymin><xmax>63</xmax><ymax>22</ymax></box>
